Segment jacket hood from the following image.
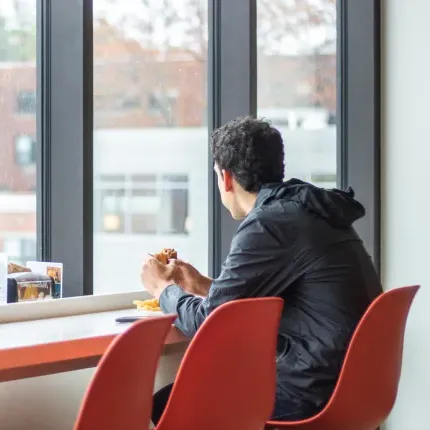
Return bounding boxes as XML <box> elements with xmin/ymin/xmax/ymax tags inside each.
<box><xmin>256</xmin><ymin>179</ymin><xmax>365</xmax><ymax>228</ymax></box>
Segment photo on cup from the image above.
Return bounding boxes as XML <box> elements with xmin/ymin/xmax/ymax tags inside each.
<box><xmin>47</xmin><ymin>266</ymin><xmax>62</xmax><ymax>298</ymax></box>
<box><xmin>26</xmin><ymin>261</ymin><xmax>63</xmax><ymax>299</ymax></box>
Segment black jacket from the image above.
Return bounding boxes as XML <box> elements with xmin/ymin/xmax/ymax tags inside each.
<box><xmin>160</xmin><ymin>179</ymin><xmax>382</xmax><ymax>415</ymax></box>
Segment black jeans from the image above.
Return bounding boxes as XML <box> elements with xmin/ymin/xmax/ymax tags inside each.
<box><xmin>151</xmin><ymin>383</ymin><xmax>312</xmax><ymax>426</ymax></box>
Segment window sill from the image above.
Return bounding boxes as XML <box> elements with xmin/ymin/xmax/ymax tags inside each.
<box><xmin>0</xmin><ymin>290</ymin><xmax>152</xmax><ymax>324</ymax></box>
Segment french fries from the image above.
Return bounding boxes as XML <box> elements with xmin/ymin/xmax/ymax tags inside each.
<box><xmin>133</xmin><ymin>298</ymin><xmax>161</xmax><ymax>312</ymax></box>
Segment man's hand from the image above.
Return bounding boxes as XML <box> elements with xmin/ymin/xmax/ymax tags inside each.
<box><xmin>170</xmin><ymin>259</ymin><xmax>213</xmax><ymax>297</ymax></box>
<box><xmin>141</xmin><ymin>256</ymin><xmax>176</xmax><ymax>299</ymax></box>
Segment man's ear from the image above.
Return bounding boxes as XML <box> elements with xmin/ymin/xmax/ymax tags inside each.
<box><xmin>222</xmin><ymin>169</ymin><xmax>234</xmax><ymax>192</ymax></box>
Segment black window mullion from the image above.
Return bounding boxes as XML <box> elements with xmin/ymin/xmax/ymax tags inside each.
<box><xmin>36</xmin><ymin>0</ymin><xmax>51</xmax><ymax>261</ymax></box>
<box><xmin>209</xmin><ymin>0</ymin><xmax>381</xmax><ymax>277</ymax></box>
<box><xmin>338</xmin><ymin>0</ymin><xmax>381</xmax><ymax>272</ymax></box>
<box><xmin>37</xmin><ymin>0</ymin><xmax>94</xmax><ymax>297</ymax></box>
<box><xmin>208</xmin><ymin>0</ymin><xmax>257</xmax><ymax>277</ymax></box>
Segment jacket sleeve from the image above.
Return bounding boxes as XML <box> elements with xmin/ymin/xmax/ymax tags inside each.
<box><xmin>159</xmin><ymin>215</ymin><xmax>290</xmax><ymax>337</ymax></box>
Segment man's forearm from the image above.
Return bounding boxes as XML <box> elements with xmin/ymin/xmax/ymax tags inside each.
<box><xmin>159</xmin><ymin>284</ymin><xmax>207</xmax><ymax>337</ymax></box>
<box><xmin>194</xmin><ymin>275</ymin><xmax>213</xmax><ymax>297</ymax></box>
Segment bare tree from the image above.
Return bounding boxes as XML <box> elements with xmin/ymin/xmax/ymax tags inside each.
<box><xmin>258</xmin><ymin>0</ymin><xmax>336</xmax><ymax>54</ymax></box>
<box><xmin>95</xmin><ymin>0</ymin><xmax>336</xmax><ymax>125</ymax></box>
<box><xmin>0</xmin><ymin>0</ymin><xmax>36</xmax><ymax>62</ymax></box>
<box><xmin>111</xmin><ymin>0</ymin><xmax>335</xmax><ymax>57</ymax></box>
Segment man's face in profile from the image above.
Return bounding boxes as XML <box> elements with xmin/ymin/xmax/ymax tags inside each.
<box><xmin>214</xmin><ymin>164</ymin><xmax>228</xmax><ymax>209</ymax></box>
<box><xmin>214</xmin><ymin>164</ymin><xmax>242</xmax><ymax>219</ymax></box>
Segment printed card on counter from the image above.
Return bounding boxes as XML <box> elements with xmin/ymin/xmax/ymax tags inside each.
<box><xmin>26</xmin><ymin>261</ymin><xmax>63</xmax><ymax>299</ymax></box>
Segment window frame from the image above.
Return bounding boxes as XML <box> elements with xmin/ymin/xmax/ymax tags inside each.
<box><xmin>210</xmin><ymin>0</ymin><xmax>381</xmax><ymax>277</ymax></box>
<box><xmin>37</xmin><ymin>0</ymin><xmax>94</xmax><ymax>297</ymax></box>
<box><xmin>208</xmin><ymin>0</ymin><xmax>257</xmax><ymax>276</ymax></box>
<box><xmin>36</xmin><ymin>0</ymin><xmax>380</xmax><ymax>296</ymax></box>
<box><xmin>337</xmin><ymin>0</ymin><xmax>381</xmax><ymax>272</ymax></box>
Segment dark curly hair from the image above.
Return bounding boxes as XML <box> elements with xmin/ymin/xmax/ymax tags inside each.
<box><xmin>210</xmin><ymin>116</ymin><xmax>285</xmax><ymax>192</ymax></box>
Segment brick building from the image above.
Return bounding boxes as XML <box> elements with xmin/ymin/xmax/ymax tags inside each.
<box><xmin>0</xmin><ymin>20</ymin><xmax>335</xmax><ymax>192</ymax></box>
<box><xmin>0</xmin><ymin>62</ymin><xmax>36</xmax><ymax>192</ymax></box>
<box><xmin>0</xmin><ymin>22</ymin><xmax>336</xmax><ymax>261</ymax></box>
<box><xmin>0</xmin><ymin>22</ymin><xmax>335</xmax><ymax>261</ymax></box>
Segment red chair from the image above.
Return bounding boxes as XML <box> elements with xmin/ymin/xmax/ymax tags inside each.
<box><xmin>74</xmin><ymin>314</ymin><xmax>176</xmax><ymax>430</ymax></box>
<box><xmin>155</xmin><ymin>297</ymin><xmax>284</xmax><ymax>430</ymax></box>
<box><xmin>266</xmin><ymin>285</ymin><xmax>420</xmax><ymax>430</ymax></box>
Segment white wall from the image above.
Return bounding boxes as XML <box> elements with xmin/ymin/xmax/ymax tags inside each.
<box><xmin>382</xmin><ymin>0</ymin><xmax>430</xmax><ymax>429</ymax></box>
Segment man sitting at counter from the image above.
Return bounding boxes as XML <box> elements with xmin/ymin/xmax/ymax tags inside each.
<box><xmin>141</xmin><ymin>116</ymin><xmax>382</xmax><ymax>424</ymax></box>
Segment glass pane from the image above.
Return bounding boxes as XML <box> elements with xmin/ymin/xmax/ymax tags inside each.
<box><xmin>0</xmin><ymin>1</ymin><xmax>37</xmax><ymax>266</ymax></box>
<box><xmin>257</xmin><ymin>0</ymin><xmax>337</xmax><ymax>189</ymax></box>
<box><xmin>93</xmin><ymin>0</ymin><xmax>209</xmax><ymax>294</ymax></box>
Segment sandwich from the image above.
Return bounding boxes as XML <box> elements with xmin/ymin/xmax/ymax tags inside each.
<box><xmin>153</xmin><ymin>248</ymin><xmax>177</xmax><ymax>265</ymax></box>
<box><xmin>8</xmin><ymin>262</ymin><xmax>31</xmax><ymax>274</ymax></box>
<box><xmin>134</xmin><ymin>248</ymin><xmax>178</xmax><ymax>312</ymax></box>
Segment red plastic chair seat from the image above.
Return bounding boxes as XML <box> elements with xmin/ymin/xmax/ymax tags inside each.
<box><xmin>74</xmin><ymin>314</ymin><xmax>176</xmax><ymax>430</ymax></box>
<box><xmin>266</xmin><ymin>285</ymin><xmax>420</xmax><ymax>430</ymax></box>
<box><xmin>155</xmin><ymin>297</ymin><xmax>284</xmax><ymax>430</ymax></box>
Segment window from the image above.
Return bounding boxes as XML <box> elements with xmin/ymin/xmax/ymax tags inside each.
<box><xmin>93</xmin><ymin>0</ymin><xmax>208</xmax><ymax>294</ymax></box>
<box><xmin>257</xmin><ymin>0</ymin><xmax>337</xmax><ymax>189</ymax></box>
<box><xmin>94</xmin><ymin>174</ymin><xmax>189</xmax><ymax>236</ymax></box>
<box><xmin>31</xmin><ymin>0</ymin><xmax>379</xmax><ymax>298</ymax></box>
<box><xmin>15</xmin><ymin>134</ymin><xmax>36</xmax><ymax>166</ymax></box>
<box><xmin>147</xmin><ymin>90</ymin><xmax>179</xmax><ymax>126</ymax></box>
<box><xmin>0</xmin><ymin>1</ymin><xmax>37</xmax><ymax>266</ymax></box>
<box><xmin>16</xmin><ymin>90</ymin><xmax>36</xmax><ymax>114</ymax></box>
<box><xmin>3</xmin><ymin>236</ymin><xmax>37</xmax><ymax>265</ymax></box>
<box><xmin>129</xmin><ymin>174</ymin><xmax>189</xmax><ymax>235</ymax></box>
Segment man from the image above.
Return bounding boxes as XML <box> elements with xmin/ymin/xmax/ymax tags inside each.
<box><xmin>142</xmin><ymin>116</ymin><xmax>382</xmax><ymax>423</ymax></box>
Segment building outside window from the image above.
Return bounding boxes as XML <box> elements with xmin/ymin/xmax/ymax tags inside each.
<box><xmin>95</xmin><ymin>174</ymin><xmax>189</xmax><ymax>236</ymax></box>
<box><xmin>16</xmin><ymin>90</ymin><xmax>36</xmax><ymax>114</ymax></box>
<box><xmin>93</xmin><ymin>0</ymin><xmax>208</xmax><ymax>293</ymax></box>
<box><xmin>15</xmin><ymin>134</ymin><xmax>36</xmax><ymax>165</ymax></box>
<box><xmin>257</xmin><ymin>0</ymin><xmax>337</xmax><ymax>189</ymax></box>
<box><xmin>0</xmin><ymin>0</ymin><xmax>37</xmax><ymax>270</ymax></box>
<box><xmin>0</xmin><ymin>0</ymin><xmax>379</xmax><ymax>297</ymax></box>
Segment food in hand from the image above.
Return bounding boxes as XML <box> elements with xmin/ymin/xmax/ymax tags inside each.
<box><xmin>133</xmin><ymin>298</ymin><xmax>162</xmax><ymax>312</ymax></box>
<box><xmin>153</xmin><ymin>248</ymin><xmax>177</xmax><ymax>265</ymax></box>
<box><xmin>8</xmin><ymin>262</ymin><xmax>31</xmax><ymax>274</ymax></box>
<box><xmin>135</xmin><ymin>248</ymin><xmax>178</xmax><ymax>311</ymax></box>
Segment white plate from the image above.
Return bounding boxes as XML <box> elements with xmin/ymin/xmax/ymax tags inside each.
<box><xmin>135</xmin><ymin>310</ymin><xmax>164</xmax><ymax>317</ymax></box>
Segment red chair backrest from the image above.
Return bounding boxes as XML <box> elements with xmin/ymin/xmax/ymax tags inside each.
<box><xmin>74</xmin><ymin>315</ymin><xmax>176</xmax><ymax>430</ymax></box>
<box><xmin>156</xmin><ymin>297</ymin><xmax>284</xmax><ymax>430</ymax></box>
<box><xmin>268</xmin><ymin>285</ymin><xmax>420</xmax><ymax>430</ymax></box>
